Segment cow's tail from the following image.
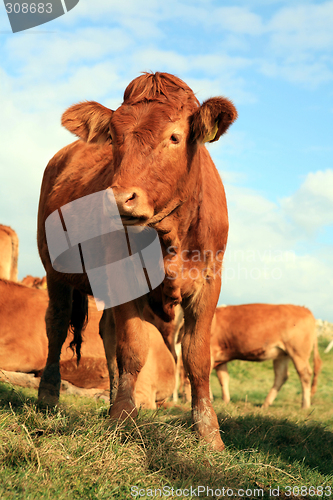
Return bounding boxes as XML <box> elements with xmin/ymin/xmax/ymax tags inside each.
<box><xmin>69</xmin><ymin>289</ymin><xmax>88</xmax><ymax>365</ymax></box>
<box><xmin>311</xmin><ymin>334</ymin><xmax>322</xmax><ymax>396</ymax></box>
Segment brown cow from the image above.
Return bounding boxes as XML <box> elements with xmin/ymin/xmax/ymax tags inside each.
<box><xmin>21</xmin><ymin>275</ymin><xmax>47</xmax><ymax>289</ymax></box>
<box><xmin>0</xmin><ymin>225</ymin><xmax>19</xmax><ymax>281</ymax></box>
<box><xmin>37</xmin><ymin>72</ymin><xmax>237</xmax><ymax>450</ymax></box>
<box><xmin>0</xmin><ymin>278</ymin><xmax>109</xmax><ymax>383</ymax></box>
<box><xmin>0</xmin><ymin>279</ymin><xmax>175</xmax><ymax>407</ymax></box>
<box><xmin>143</xmin><ymin>303</ymin><xmax>184</xmax><ymax>362</ymax></box>
<box><xmin>0</xmin><ymin>279</ymin><xmax>48</xmax><ymax>373</ymax></box>
<box><xmin>211</xmin><ymin>304</ymin><xmax>322</xmax><ymax>409</ymax></box>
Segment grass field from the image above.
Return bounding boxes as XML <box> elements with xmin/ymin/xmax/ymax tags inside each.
<box><xmin>0</xmin><ymin>337</ymin><xmax>332</xmax><ymax>499</ymax></box>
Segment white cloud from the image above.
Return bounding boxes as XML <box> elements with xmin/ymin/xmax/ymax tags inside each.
<box><xmin>259</xmin><ymin>59</ymin><xmax>333</xmax><ymax>87</ymax></box>
<box><xmin>218</xmin><ymin>174</ymin><xmax>333</xmax><ymax>321</ymax></box>
<box><xmin>281</xmin><ymin>169</ymin><xmax>333</xmax><ymax>233</ymax></box>
<box><xmin>221</xmin><ymin>250</ymin><xmax>333</xmax><ymax>321</ymax></box>
<box><xmin>268</xmin><ymin>1</ymin><xmax>333</xmax><ymax>53</ymax></box>
<box><xmin>213</xmin><ymin>7</ymin><xmax>264</xmax><ymax>35</ymax></box>
<box><xmin>256</xmin><ymin>2</ymin><xmax>333</xmax><ymax>86</ymax></box>
<box><xmin>4</xmin><ymin>27</ymin><xmax>132</xmax><ymax>83</ymax></box>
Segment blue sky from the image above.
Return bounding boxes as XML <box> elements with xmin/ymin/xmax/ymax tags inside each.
<box><xmin>0</xmin><ymin>0</ymin><xmax>332</xmax><ymax>320</ymax></box>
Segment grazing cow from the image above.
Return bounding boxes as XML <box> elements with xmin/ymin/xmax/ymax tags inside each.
<box><xmin>211</xmin><ymin>304</ymin><xmax>322</xmax><ymax>408</ymax></box>
<box><xmin>37</xmin><ymin>72</ymin><xmax>237</xmax><ymax>450</ymax></box>
<box><xmin>0</xmin><ymin>278</ymin><xmax>108</xmax><ymax>383</ymax></box>
<box><xmin>21</xmin><ymin>275</ymin><xmax>47</xmax><ymax>289</ymax></box>
<box><xmin>0</xmin><ymin>278</ymin><xmax>175</xmax><ymax>406</ymax></box>
<box><xmin>0</xmin><ymin>225</ymin><xmax>19</xmax><ymax>281</ymax></box>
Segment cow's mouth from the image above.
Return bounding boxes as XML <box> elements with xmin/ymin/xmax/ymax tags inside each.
<box><xmin>120</xmin><ymin>215</ymin><xmax>147</xmax><ymax>226</ymax></box>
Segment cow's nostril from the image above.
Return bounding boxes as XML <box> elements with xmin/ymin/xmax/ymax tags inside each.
<box><xmin>126</xmin><ymin>192</ymin><xmax>137</xmax><ymax>203</ymax></box>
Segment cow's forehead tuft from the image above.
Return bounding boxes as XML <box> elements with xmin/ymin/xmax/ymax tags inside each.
<box><xmin>123</xmin><ymin>72</ymin><xmax>199</xmax><ymax>112</ymax></box>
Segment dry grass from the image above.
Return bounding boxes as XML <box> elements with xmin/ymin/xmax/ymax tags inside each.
<box><xmin>0</xmin><ymin>338</ymin><xmax>332</xmax><ymax>499</ymax></box>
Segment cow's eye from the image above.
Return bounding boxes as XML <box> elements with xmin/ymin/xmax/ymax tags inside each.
<box><xmin>108</xmin><ymin>128</ymin><xmax>113</xmax><ymax>143</ymax></box>
<box><xmin>170</xmin><ymin>134</ymin><xmax>180</xmax><ymax>144</ymax></box>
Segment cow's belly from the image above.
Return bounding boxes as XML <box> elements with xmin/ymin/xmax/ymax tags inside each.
<box><xmin>213</xmin><ymin>342</ymin><xmax>286</xmax><ymax>366</ymax></box>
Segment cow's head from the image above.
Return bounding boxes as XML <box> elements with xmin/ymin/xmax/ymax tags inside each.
<box><xmin>62</xmin><ymin>72</ymin><xmax>237</xmax><ymax>226</ymax></box>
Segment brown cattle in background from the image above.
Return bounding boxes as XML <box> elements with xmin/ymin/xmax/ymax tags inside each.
<box><xmin>0</xmin><ymin>225</ymin><xmax>19</xmax><ymax>281</ymax></box>
<box><xmin>0</xmin><ymin>279</ymin><xmax>48</xmax><ymax>374</ymax></box>
<box><xmin>0</xmin><ymin>279</ymin><xmax>175</xmax><ymax>408</ymax></box>
<box><xmin>37</xmin><ymin>72</ymin><xmax>237</xmax><ymax>450</ymax></box>
<box><xmin>21</xmin><ymin>275</ymin><xmax>47</xmax><ymax>289</ymax></box>
<box><xmin>211</xmin><ymin>304</ymin><xmax>322</xmax><ymax>408</ymax></box>
<box><xmin>143</xmin><ymin>303</ymin><xmax>184</xmax><ymax>362</ymax></box>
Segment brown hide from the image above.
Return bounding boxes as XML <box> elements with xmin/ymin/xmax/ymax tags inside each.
<box><xmin>211</xmin><ymin>304</ymin><xmax>322</xmax><ymax>408</ymax></box>
<box><xmin>37</xmin><ymin>72</ymin><xmax>237</xmax><ymax>450</ymax></box>
<box><xmin>0</xmin><ymin>279</ymin><xmax>107</xmax><ymax>383</ymax></box>
<box><xmin>0</xmin><ymin>279</ymin><xmax>175</xmax><ymax>405</ymax></box>
<box><xmin>0</xmin><ymin>225</ymin><xmax>19</xmax><ymax>281</ymax></box>
<box><xmin>0</xmin><ymin>279</ymin><xmax>48</xmax><ymax>372</ymax></box>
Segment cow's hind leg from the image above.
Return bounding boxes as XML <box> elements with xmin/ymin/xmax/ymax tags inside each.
<box><xmin>291</xmin><ymin>354</ymin><xmax>312</xmax><ymax>409</ymax></box>
<box><xmin>109</xmin><ymin>299</ymin><xmax>149</xmax><ymax>421</ymax></box>
<box><xmin>182</xmin><ymin>284</ymin><xmax>224</xmax><ymax>451</ymax></box>
<box><xmin>263</xmin><ymin>356</ymin><xmax>289</xmax><ymax>408</ymax></box>
<box><xmin>216</xmin><ymin>363</ymin><xmax>230</xmax><ymax>404</ymax></box>
<box><xmin>99</xmin><ymin>308</ymin><xmax>118</xmax><ymax>404</ymax></box>
<box><xmin>38</xmin><ymin>278</ymin><xmax>73</xmax><ymax>405</ymax></box>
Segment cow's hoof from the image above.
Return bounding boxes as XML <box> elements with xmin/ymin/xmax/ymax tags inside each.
<box><xmin>109</xmin><ymin>399</ymin><xmax>138</xmax><ymax>421</ymax></box>
<box><xmin>193</xmin><ymin>401</ymin><xmax>225</xmax><ymax>451</ymax></box>
<box><xmin>37</xmin><ymin>384</ymin><xmax>60</xmax><ymax>407</ymax></box>
<box><xmin>37</xmin><ymin>364</ymin><xmax>61</xmax><ymax>406</ymax></box>
<box><xmin>207</xmin><ymin>431</ymin><xmax>225</xmax><ymax>451</ymax></box>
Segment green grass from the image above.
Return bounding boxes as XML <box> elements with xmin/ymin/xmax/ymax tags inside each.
<box><xmin>0</xmin><ymin>337</ymin><xmax>332</xmax><ymax>499</ymax></box>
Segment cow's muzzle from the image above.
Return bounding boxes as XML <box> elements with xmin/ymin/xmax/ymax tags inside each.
<box><xmin>104</xmin><ymin>187</ymin><xmax>153</xmax><ymax>225</ymax></box>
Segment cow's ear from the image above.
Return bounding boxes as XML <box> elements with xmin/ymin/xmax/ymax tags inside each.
<box><xmin>61</xmin><ymin>101</ymin><xmax>113</xmax><ymax>144</ymax></box>
<box><xmin>190</xmin><ymin>97</ymin><xmax>237</xmax><ymax>143</ymax></box>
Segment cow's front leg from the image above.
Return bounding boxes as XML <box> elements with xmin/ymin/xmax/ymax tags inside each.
<box><xmin>38</xmin><ymin>277</ymin><xmax>73</xmax><ymax>405</ymax></box>
<box><xmin>109</xmin><ymin>299</ymin><xmax>149</xmax><ymax>420</ymax></box>
<box><xmin>182</xmin><ymin>282</ymin><xmax>224</xmax><ymax>451</ymax></box>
